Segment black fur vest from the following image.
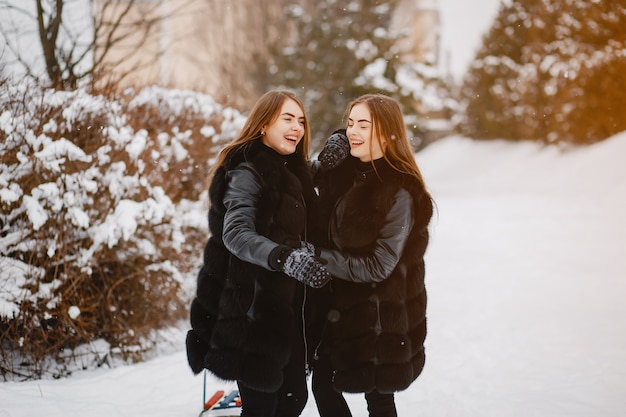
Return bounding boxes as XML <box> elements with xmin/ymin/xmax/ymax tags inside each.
<box><xmin>318</xmin><ymin>157</ymin><xmax>432</xmax><ymax>394</ymax></box>
<box><xmin>186</xmin><ymin>139</ymin><xmax>316</xmax><ymax>392</ymax></box>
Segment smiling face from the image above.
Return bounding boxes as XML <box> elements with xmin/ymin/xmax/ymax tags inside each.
<box><xmin>346</xmin><ymin>103</ymin><xmax>385</xmax><ymax>162</ymax></box>
<box><xmin>261</xmin><ymin>98</ymin><xmax>306</xmax><ymax>155</ymax></box>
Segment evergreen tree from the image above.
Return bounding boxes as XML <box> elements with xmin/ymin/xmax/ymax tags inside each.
<box><xmin>267</xmin><ymin>0</ymin><xmax>451</xmax><ymax>150</ymax></box>
<box><xmin>460</xmin><ymin>0</ymin><xmax>626</xmax><ymax>144</ymax></box>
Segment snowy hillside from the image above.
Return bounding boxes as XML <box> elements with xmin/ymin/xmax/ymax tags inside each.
<box><xmin>1</xmin><ymin>133</ymin><xmax>625</xmax><ymax>417</ymax></box>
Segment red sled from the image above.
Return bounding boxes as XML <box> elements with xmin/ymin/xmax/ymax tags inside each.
<box><xmin>198</xmin><ymin>371</ymin><xmax>241</xmax><ymax>417</ymax></box>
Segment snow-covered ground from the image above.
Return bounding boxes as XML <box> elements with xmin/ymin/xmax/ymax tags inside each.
<box><xmin>2</xmin><ymin>133</ymin><xmax>625</xmax><ymax>416</ymax></box>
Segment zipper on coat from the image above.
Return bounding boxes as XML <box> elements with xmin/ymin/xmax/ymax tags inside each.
<box><xmin>299</xmin><ymin>193</ymin><xmax>311</xmax><ymax>379</ymax></box>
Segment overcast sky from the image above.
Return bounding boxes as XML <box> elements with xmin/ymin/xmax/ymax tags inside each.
<box><xmin>438</xmin><ymin>0</ymin><xmax>503</xmax><ymax>79</ymax></box>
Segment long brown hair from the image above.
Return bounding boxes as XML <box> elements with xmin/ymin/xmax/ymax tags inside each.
<box><xmin>345</xmin><ymin>93</ymin><xmax>432</xmax><ymax>200</ymax></box>
<box><xmin>212</xmin><ymin>90</ymin><xmax>311</xmax><ymax>174</ymax></box>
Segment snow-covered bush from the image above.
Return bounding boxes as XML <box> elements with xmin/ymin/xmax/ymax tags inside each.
<box><xmin>460</xmin><ymin>0</ymin><xmax>626</xmax><ymax>144</ymax></box>
<box><xmin>0</xmin><ymin>80</ymin><xmax>244</xmax><ymax>379</ymax></box>
<box><xmin>122</xmin><ymin>86</ymin><xmax>244</xmax><ymax>202</ymax></box>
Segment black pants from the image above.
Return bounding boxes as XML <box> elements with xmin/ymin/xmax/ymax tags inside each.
<box><xmin>237</xmin><ymin>377</ymin><xmax>308</xmax><ymax>417</ymax></box>
<box><xmin>237</xmin><ymin>326</ymin><xmax>308</xmax><ymax>417</ymax></box>
<box><xmin>365</xmin><ymin>391</ymin><xmax>397</xmax><ymax>417</ymax></box>
<box><xmin>312</xmin><ymin>350</ymin><xmax>397</xmax><ymax>417</ymax></box>
<box><xmin>311</xmin><ymin>350</ymin><xmax>351</xmax><ymax>417</ymax></box>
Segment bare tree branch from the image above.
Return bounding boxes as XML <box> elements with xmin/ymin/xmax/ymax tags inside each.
<box><xmin>0</xmin><ymin>0</ymin><xmax>201</xmax><ymax>90</ymax></box>
<box><xmin>36</xmin><ymin>0</ymin><xmax>64</xmax><ymax>86</ymax></box>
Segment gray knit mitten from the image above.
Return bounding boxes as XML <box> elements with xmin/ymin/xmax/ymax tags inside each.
<box><xmin>318</xmin><ymin>131</ymin><xmax>350</xmax><ymax>169</ymax></box>
<box><xmin>282</xmin><ymin>249</ymin><xmax>331</xmax><ymax>288</ymax></box>
<box><xmin>299</xmin><ymin>241</ymin><xmax>316</xmax><ymax>255</ymax></box>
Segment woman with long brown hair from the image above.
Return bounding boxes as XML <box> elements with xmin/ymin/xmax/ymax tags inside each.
<box><xmin>312</xmin><ymin>93</ymin><xmax>434</xmax><ymax>417</ymax></box>
<box><xmin>186</xmin><ymin>90</ymin><xmax>330</xmax><ymax>417</ymax></box>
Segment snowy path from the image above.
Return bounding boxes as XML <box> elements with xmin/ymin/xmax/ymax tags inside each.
<box><xmin>2</xmin><ymin>135</ymin><xmax>626</xmax><ymax>417</ymax></box>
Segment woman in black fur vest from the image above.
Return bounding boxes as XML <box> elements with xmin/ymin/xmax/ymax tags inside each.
<box><xmin>185</xmin><ymin>90</ymin><xmax>330</xmax><ymax>417</ymax></box>
<box><xmin>311</xmin><ymin>94</ymin><xmax>434</xmax><ymax>417</ymax></box>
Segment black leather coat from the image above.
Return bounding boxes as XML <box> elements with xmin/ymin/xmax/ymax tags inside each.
<box><xmin>185</xmin><ymin>139</ymin><xmax>317</xmax><ymax>392</ymax></box>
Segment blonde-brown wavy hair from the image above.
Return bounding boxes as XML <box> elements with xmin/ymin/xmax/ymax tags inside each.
<box><xmin>212</xmin><ymin>90</ymin><xmax>311</xmax><ymax>175</ymax></box>
<box><xmin>345</xmin><ymin>93</ymin><xmax>432</xmax><ymax>200</ymax></box>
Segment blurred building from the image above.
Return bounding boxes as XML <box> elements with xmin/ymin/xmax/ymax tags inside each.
<box><xmin>391</xmin><ymin>0</ymin><xmax>440</xmax><ymax>65</ymax></box>
<box><xmin>93</xmin><ymin>0</ymin><xmax>441</xmax><ymax>109</ymax></box>
<box><xmin>93</xmin><ymin>0</ymin><xmax>291</xmax><ymax>108</ymax></box>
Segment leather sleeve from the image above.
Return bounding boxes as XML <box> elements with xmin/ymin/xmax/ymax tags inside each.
<box><xmin>222</xmin><ymin>163</ymin><xmax>279</xmax><ymax>271</ymax></box>
<box><xmin>319</xmin><ymin>188</ymin><xmax>415</xmax><ymax>283</ymax></box>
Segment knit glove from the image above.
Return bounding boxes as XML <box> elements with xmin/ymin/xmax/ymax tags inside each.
<box><xmin>269</xmin><ymin>245</ymin><xmax>330</xmax><ymax>288</ymax></box>
<box><xmin>318</xmin><ymin>131</ymin><xmax>350</xmax><ymax>170</ymax></box>
<box><xmin>283</xmin><ymin>240</ymin><xmax>317</xmax><ymax>255</ymax></box>
<box><xmin>299</xmin><ymin>241</ymin><xmax>316</xmax><ymax>255</ymax></box>
<box><xmin>283</xmin><ymin>249</ymin><xmax>331</xmax><ymax>288</ymax></box>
